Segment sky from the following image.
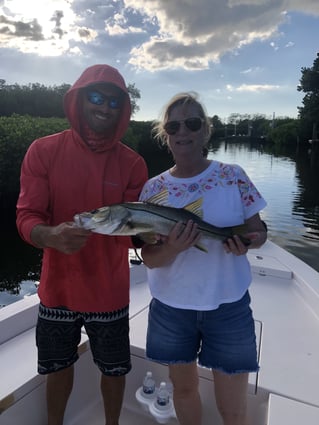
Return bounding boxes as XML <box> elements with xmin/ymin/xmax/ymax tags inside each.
<box><xmin>0</xmin><ymin>0</ymin><xmax>318</xmax><ymax>122</ymax></box>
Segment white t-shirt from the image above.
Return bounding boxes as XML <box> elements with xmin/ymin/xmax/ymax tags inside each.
<box><xmin>139</xmin><ymin>160</ymin><xmax>267</xmax><ymax>311</ymax></box>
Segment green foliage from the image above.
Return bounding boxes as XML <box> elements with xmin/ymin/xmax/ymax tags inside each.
<box><xmin>126</xmin><ymin>120</ymin><xmax>175</xmax><ymax>177</ymax></box>
<box><xmin>298</xmin><ymin>53</ymin><xmax>319</xmax><ymax>96</ymax></box>
<box><xmin>0</xmin><ymin>81</ymin><xmax>70</xmax><ymax>117</ymax></box>
<box><xmin>211</xmin><ymin>115</ymin><xmax>224</xmax><ymax>138</ymax></box>
<box><xmin>0</xmin><ymin>80</ymin><xmax>141</xmax><ymax>118</ymax></box>
<box><xmin>122</xmin><ymin>119</ymin><xmax>151</xmax><ymax>151</ymax></box>
<box><xmin>297</xmin><ymin>52</ymin><xmax>319</xmax><ymax>139</ymax></box>
<box><xmin>251</xmin><ymin>114</ymin><xmax>270</xmax><ymax>133</ymax></box>
<box><xmin>267</xmin><ymin>119</ymin><xmax>299</xmax><ymax>145</ymax></box>
<box><xmin>211</xmin><ymin>113</ymin><xmax>304</xmax><ymax>146</ymax></box>
<box><xmin>0</xmin><ymin>115</ymin><xmax>69</xmax><ymax>203</ymax></box>
<box><xmin>127</xmin><ymin>83</ymin><xmax>141</xmax><ymax>116</ymax></box>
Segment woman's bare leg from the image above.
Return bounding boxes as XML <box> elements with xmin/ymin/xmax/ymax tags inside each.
<box><xmin>169</xmin><ymin>362</ymin><xmax>202</xmax><ymax>425</ymax></box>
<box><xmin>213</xmin><ymin>370</ymin><xmax>249</xmax><ymax>425</ymax></box>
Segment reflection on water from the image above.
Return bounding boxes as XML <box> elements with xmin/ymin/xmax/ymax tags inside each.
<box><xmin>0</xmin><ymin>280</ymin><xmax>39</xmax><ymax>308</ymax></box>
<box><xmin>209</xmin><ymin>140</ymin><xmax>319</xmax><ymax>272</ymax></box>
<box><xmin>1</xmin><ymin>226</ymin><xmax>42</xmax><ymax>306</ymax></box>
<box><xmin>0</xmin><ymin>140</ymin><xmax>318</xmax><ymax>305</ymax></box>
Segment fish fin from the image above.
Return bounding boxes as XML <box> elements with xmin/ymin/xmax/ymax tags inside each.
<box><xmin>137</xmin><ymin>232</ymin><xmax>158</xmax><ymax>245</ymax></box>
<box><xmin>183</xmin><ymin>198</ymin><xmax>203</xmax><ymax>218</ymax></box>
<box><xmin>195</xmin><ymin>243</ymin><xmax>208</xmax><ymax>253</ymax></box>
<box><xmin>145</xmin><ymin>192</ymin><xmax>204</xmax><ymax>219</ymax></box>
<box><xmin>145</xmin><ymin>189</ymin><xmax>169</xmax><ymax>205</ymax></box>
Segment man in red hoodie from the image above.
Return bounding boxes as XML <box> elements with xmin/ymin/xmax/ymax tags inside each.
<box><xmin>16</xmin><ymin>64</ymin><xmax>148</xmax><ymax>425</ymax></box>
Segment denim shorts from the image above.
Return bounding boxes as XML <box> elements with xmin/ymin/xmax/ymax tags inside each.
<box><xmin>146</xmin><ymin>291</ymin><xmax>259</xmax><ymax>374</ymax></box>
<box><xmin>36</xmin><ymin>303</ymin><xmax>131</xmax><ymax>376</ymax></box>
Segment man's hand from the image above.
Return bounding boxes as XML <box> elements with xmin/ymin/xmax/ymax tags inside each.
<box><xmin>31</xmin><ymin>222</ymin><xmax>92</xmax><ymax>254</ymax></box>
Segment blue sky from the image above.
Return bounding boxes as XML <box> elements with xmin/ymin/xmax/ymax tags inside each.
<box><xmin>0</xmin><ymin>0</ymin><xmax>318</xmax><ymax>122</ymax></box>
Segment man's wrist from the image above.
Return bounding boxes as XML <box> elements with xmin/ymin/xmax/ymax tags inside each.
<box><xmin>31</xmin><ymin>224</ymin><xmax>50</xmax><ymax>249</ymax></box>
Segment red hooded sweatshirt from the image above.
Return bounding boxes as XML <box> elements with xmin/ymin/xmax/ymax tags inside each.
<box><xmin>16</xmin><ymin>64</ymin><xmax>148</xmax><ymax>312</ymax></box>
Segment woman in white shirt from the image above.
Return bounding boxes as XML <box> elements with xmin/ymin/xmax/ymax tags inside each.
<box><xmin>140</xmin><ymin>92</ymin><xmax>267</xmax><ymax>425</ymax></box>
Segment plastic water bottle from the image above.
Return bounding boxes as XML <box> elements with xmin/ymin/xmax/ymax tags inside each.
<box><xmin>142</xmin><ymin>371</ymin><xmax>156</xmax><ymax>398</ymax></box>
<box><xmin>156</xmin><ymin>382</ymin><xmax>170</xmax><ymax>409</ymax></box>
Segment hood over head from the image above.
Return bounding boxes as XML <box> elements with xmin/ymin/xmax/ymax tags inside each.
<box><xmin>64</xmin><ymin>64</ymin><xmax>131</xmax><ymax>150</ymax></box>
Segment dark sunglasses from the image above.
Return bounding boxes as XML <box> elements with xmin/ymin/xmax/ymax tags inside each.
<box><xmin>164</xmin><ymin>117</ymin><xmax>204</xmax><ymax>135</ymax></box>
<box><xmin>86</xmin><ymin>90</ymin><xmax>121</xmax><ymax>109</ymax></box>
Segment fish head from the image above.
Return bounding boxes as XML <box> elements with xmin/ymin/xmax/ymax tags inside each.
<box><xmin>74</xmin><ymin>205</ymin><xmax>130</xmax><ymax>234</ymax></box>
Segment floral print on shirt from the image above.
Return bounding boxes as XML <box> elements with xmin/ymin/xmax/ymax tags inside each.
<box><xmin>140</xmin><ymin>162</ymin><xmax>263</xmax><ymax>208</ymax></box>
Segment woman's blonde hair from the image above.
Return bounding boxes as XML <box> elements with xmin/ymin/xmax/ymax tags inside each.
<box><xmin>152</xmin><ymin>92</ymin><xmax>212</xmax><ymax>147</ymax></box>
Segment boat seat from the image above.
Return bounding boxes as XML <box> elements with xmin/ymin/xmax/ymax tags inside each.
<box><xmin>248</xmin><ymin>252</ymin><xmax>292</xmax><ymax>280</ymax></box>
<box><xmin>0</xmin><ymin>326</ymin><xmax>89</xmax><ymax>415</ymax></box>
<box><xmin>267</xmin><ymin>394</ymin><xmax>319</xmax><ymax>425</ymax></box>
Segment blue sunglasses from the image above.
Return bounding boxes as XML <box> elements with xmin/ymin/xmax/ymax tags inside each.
<box><xmin>86</xmin><ymin>90</ymin><xmax>122</xmax><ymax>109</ymax></box>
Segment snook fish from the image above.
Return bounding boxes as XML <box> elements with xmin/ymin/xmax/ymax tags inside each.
<box><xmin>73</xmin><ymin>199</ymin><xmax>251</xmax><ymax>251</ymax></box>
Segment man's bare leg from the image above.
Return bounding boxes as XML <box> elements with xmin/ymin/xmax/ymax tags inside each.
<box><xmin>47</xmin><ymin>366</ymin><xmax>74</xmax><ymax>425</ymax></box>
<box><xmin>101</xmin><ymin>374</ymin><xmax>126</xmax><ymax>425</ymax></box>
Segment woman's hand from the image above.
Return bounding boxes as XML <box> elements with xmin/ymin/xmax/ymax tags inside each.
<box><xmin>223</xmin><ymin>235</ymin><xmax>249</xmax><ymax>256</ymax></box>
<box><xmin>223</xmin><ymin>213</ymin><xmax>267</xmax><ymax>256</ymax></box>
<box><xmin>161</xmin><ymin>220</ymin><xmax>201</xmax><ymax>253</ymax></box>
<box><xmin>141</xmin><ymin>220</ymin><xmax>201</xmax><ymax>268</ymax></box>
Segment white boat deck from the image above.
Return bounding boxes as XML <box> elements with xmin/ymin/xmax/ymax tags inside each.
<box><xmin>0</xmin><ymin>241</ymin><xmax>319</xmax><ymax>424</ymax></box>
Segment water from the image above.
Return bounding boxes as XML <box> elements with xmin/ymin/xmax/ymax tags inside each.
<box><xmin>208</xmin><ymin>140</ymin><xmax>319</xmax><ymax>272</ymax></box>
<box><xmin>1</xmin><ymin>140</ymin><xmax>318</xmax><ymax>307</ymax></box>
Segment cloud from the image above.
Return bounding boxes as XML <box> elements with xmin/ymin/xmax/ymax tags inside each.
<box><xmin>270</xmin><ymin>41</ymin><xmax>280</xmax><ymax>51</ymax></box>
<box><xmin>287</xmin><ymin>0</ymin><xmax>319</xmax><ymax>14</ymax></box>
<box><xmin>0</xmin><ymin>0</ymin><xmax>82</xmax><ymax>55</ymax></box>
<box><xmin>227</xmin><ymin>83</ymin><xmax>280</xmax><ymax>93</ymax></box>
<box><xmin>122</xmin><ymin>0</ymin><xmax>319</xmax><ymax>71</ymax></box>
<box><xmin>1</xmin><ymin>0</ymin><xmax>318</xmax><ymax>71</ymax></box>
<box><xmin>122</xmin><ymin>0</ymin><xmax>284</xmax><ymax>70</ymax></box>
<box><xmin>0</xmin><ymin>0</ymin><xmax>315</xmax><ymax>122</ymax></box>
<box><xmin>240</xmin><ymin>67</ymin><xmax>263</xmax><ymax>75</ymax></box>
<box><xmin>0</xmin><ymin>15</ymin><xmax>44</xmax><ymax>41</ymax></box>
<box><xmin>105</xmin><ymin>12</ymin><xmax>145</xmax><ymax>36</ymax></box>
<box><xmin>50</xmin><ymin>10</ymin><xmax>65</xmax><ymax>39</ymax></box>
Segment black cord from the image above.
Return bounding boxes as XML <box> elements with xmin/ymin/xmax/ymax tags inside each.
<box><xmin>130</xmin><ymin>249</ymin><xmax>143</xmax><ymax>265</ymax></box>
